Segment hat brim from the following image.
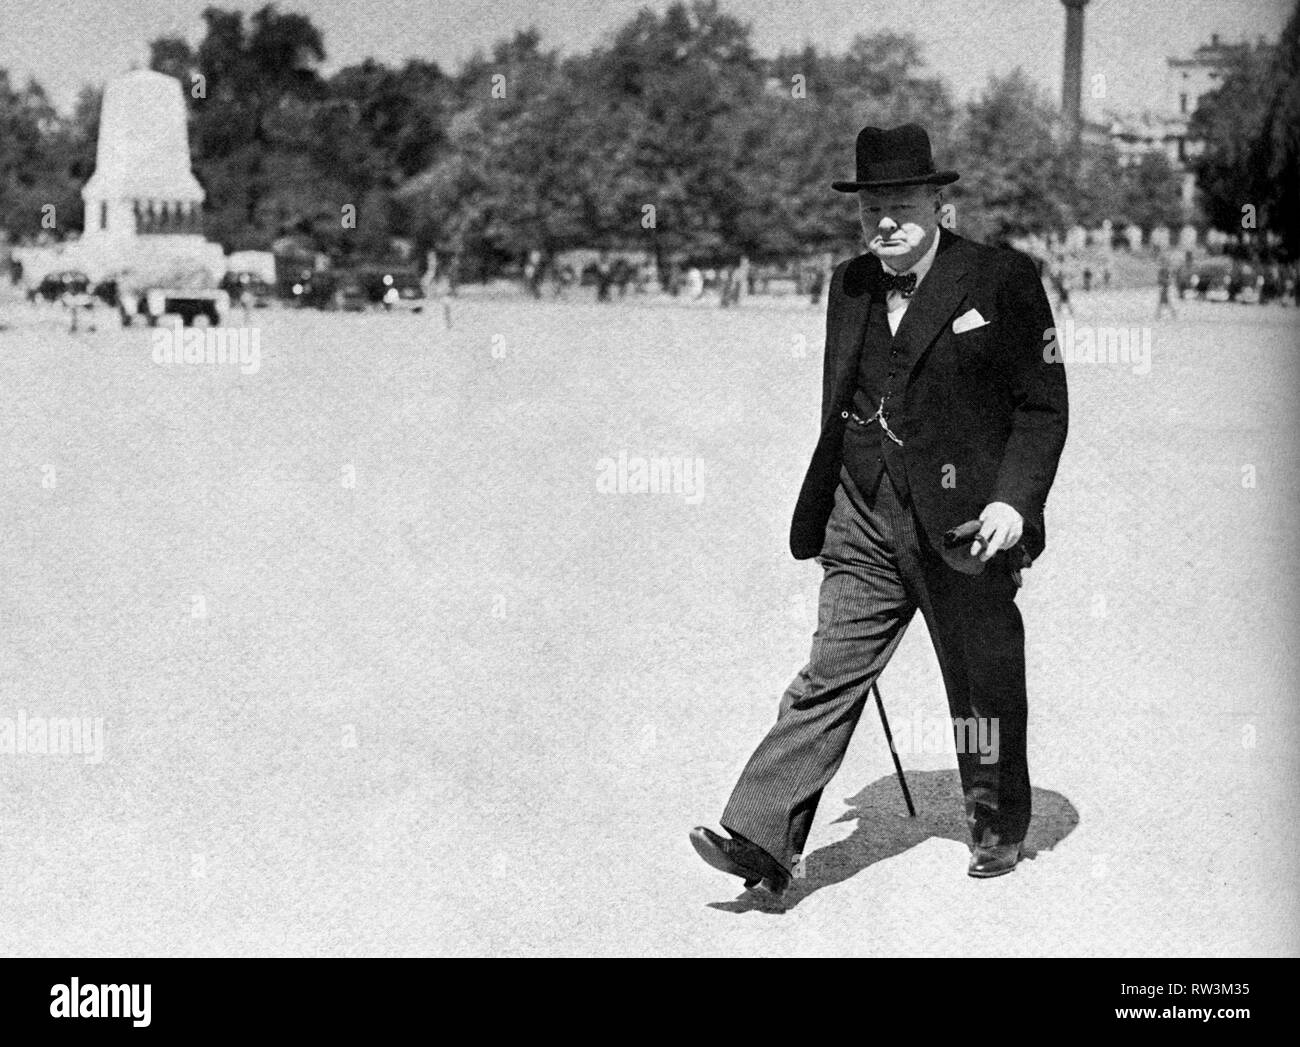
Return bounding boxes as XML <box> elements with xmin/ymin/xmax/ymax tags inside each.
<box><xmin>832</xmin><ymin>170</ymin><xmax>960</xmax><ymax>192</ymax></box>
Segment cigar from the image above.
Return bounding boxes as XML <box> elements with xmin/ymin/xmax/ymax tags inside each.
<box><xmin>942</xmin><ymin>520</ymin><xmax>986</xmax><ymax>550</ymax></box>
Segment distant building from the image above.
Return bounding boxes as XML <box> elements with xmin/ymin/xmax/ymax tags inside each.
<box><xmin>1166</xmin><ymin>33</ymin><xmax>1253</xmax><ymax>123</ymax></box>
<box><xmin>1105</xmin><ymin>34</ymin><xmax>1276</xmax><ymax>219</ymax></box>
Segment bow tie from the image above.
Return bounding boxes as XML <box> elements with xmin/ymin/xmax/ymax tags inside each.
<box><xmin>878</xmin><ymin>269</ymin><xmax>918</xmax><ymax>298</ymax></box>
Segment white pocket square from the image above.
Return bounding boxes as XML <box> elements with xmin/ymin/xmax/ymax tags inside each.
<box><xmin>952</xmin><ymin>308</ymin><xmax>989</xmax><ymax>334</ymax></box>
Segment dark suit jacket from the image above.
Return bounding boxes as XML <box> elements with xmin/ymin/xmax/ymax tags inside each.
<box><xmin>790</xmin><ymin>228</ymin><xmax>1068</xmax><ymax>564</ymax></box>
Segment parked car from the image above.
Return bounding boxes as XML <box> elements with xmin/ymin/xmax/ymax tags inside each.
<box><xmin>329</xmin><ymin>270</ymin><xmax>370</xmax><ymax>312</ymax></box>
<box><xmin>220</xmin><ymin>270</ymin><xmax>274</xmax><ymax>309</ymax></box>
<box><xmin>281</xmin><ymin>268</ymin><xmax>337</xmax><ymax>310</ymax></box>
<box><xmin>372</xmin><ymin>267</ymin><xmax>425</xmax><ymax>312</ymax></box>
<box><xmin>138</xmin><ymin>285</ymin><xmax>229</xmax><ymax>325</ymax></box>
<box><xmin>29</xmin><ymin>270</ymin><xmax>91</xmax><ymax>304</ymax></box>
<box><xmin>330</xmin><ymin>265</ymin><xmax>425</xmax><ymax>312</ymax></box>
<box><xmin>115</xmin><ymin>268</ymin><xmax>229</xmax><ymax>327</ymax></box>
<box><xmin>93</xmin><ymin>279</ymin><xmax>121</xmax><ymax>308</ymax></box>
<box><xmin>1178</xmin><ymin>260</ymin><xmax>1232</xmax><ymax>301</ymax></box>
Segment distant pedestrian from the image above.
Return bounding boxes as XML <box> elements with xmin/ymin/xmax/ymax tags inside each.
<box><xmin>422</xmin><ymin>263</ymin><xmax>453</xmax><ymax>330</ymax></box>
<box><xmin>1227</xmin><ymin>263</ymin><xmax>1245</xmax><ymax>302</ymax></box>
<box><xmin>809</xmin><ymin>267</ymin><xmax>826</xmax><ymax>305</ymax></box>
<box><xmin>1052</xmin><ymin>269</ymin><xmax>1073</xmax><ymax>316</ymax></box>
<box><xmin>735</xmin><ymin>256</ymin><xmax>751</xmax><ymax>303</ymax></box>
<box><xmin>614</xmin><ymin>259</ymin><xmax>632</xmax><ymax>299</ymax></box>
<box><xmin>719</xmin><ymin>266</ymin><xmax>742</xmax><ymax>307</ymax></box>
<box><xmin>595</xmin><ymin>253</ymin><xmax>613</xmax><ymax>302</ymax></box>
<box><xmin>523</xmin><ymin>250</ymin><xmax>543</xmax><ymax>299</ymax></box>
<box><xmin>1155</xmin><ymin>263</ymin><xmax>1176</xmax><ymax>320</ymax></box>
<box><xmin>550</xmin><ymin>263</ymin><xmax>574</xmax><ymax>299</ymax></box>
<box><xmin>65</xmin><ymin>288</ymin><xmax>96</xmax><ymax>333</ymax></box>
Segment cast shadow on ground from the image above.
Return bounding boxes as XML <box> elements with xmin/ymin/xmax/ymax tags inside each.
<box><xmin>707</xmin><ymin>768</ymin><xmax>1079</xmax><ymax>914</ymax></box>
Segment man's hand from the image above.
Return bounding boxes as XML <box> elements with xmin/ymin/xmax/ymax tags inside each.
<box><xmin>974</xmin><ymin>502</ymin><xmax>1023</xmax><ymax>562</ymax></box>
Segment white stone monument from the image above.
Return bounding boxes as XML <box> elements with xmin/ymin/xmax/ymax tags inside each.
<box><xmin>76</xmin><ymin>69</ymin><xmax>225</xmax><ymax>282</ymax></box>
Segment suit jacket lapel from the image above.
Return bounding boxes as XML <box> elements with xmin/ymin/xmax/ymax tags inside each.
<box><xmin>891</xmin><ymin>228</ymin><xmax>971</xmax><ymax>373</ymax></box>
<box><xmin>828</xmin><ymin>255</ymin><xmax>876</xmax><ymax>419</ymax></box>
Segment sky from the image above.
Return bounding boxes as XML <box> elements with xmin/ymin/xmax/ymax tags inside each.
<box><xmin>0</xmin><ymin>0</ymin><xmax>1291</xmax><ymax>117</ymax></box>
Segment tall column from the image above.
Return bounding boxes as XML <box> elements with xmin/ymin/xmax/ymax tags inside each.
<box><xmin>1062</xmin><ymin>0</ymin><xmax>1090</xmax><ymax>144</ymax></box>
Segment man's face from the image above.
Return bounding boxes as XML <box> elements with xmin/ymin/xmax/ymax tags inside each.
<box><xmin>858</xmin><ymin>185</ymin><xmax>940</xmax><ymax>271</ymax></box>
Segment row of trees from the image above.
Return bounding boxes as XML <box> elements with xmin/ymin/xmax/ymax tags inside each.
<box><xmin>1190</xmin><ymin>6</ymin><xmax>1300</xmax><ymax>257</ymax></box>
<box><xmin>0</xmin><ymin>72</ymin><xmax>99</xmax><ymax>245</ymax></box>
<box><xmin>1</xmin><ymin>0</ymin><xmax>1294</xmax><ymax>269</ymax></box>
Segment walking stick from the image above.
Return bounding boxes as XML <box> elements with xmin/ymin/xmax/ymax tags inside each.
<box><xmin>871</xmin><ymin>681</ymin><xmax>916</xmax><ymax>817</ymax></box>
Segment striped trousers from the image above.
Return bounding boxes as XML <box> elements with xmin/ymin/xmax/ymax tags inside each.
<box><xmin>721</xmin><ymin>467</ymin><xmax>1030</xmax><ymax>872</ymax></box>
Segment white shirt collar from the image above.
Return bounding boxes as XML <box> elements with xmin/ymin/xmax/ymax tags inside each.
<box><xmin>880</xmin><ymin>228</ymin><xmax>941</xmax><ymax>289</ymax></box>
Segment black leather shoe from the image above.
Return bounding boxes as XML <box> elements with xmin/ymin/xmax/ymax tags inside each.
<box><xmin>690</xmin><ymin>827</ymin><xmax>790</xmax><ymax>894</ymax></box>
<box><xmin>967</xmin><ymin>842</ymin><xmax>1023</xmax><ymax>878</ymax></box>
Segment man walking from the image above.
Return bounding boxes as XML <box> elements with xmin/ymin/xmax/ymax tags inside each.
<box><xmin>1156</xmin><ymin>261</ymin><xmax>1177</xmax><ymax>320</ymax></box>
<box><xmin>691</xmin><ymin>124</ymin><xmax>1068</xmax><ymax>893</ymax></box>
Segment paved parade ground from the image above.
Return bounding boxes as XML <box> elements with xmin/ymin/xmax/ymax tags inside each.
<box><xmin>1</xmin><ymin>287</ymin><xmax>1297</xmax><ymax>956</ymax></box>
